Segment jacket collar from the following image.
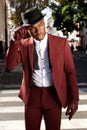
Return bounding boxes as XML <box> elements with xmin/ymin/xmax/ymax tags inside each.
<box><xmin>28</xmin><ymin>34</ymin><xmax>53</xmax><ymax>70</ymax></box>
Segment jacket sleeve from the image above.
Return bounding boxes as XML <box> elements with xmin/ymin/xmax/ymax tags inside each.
<box><xmin>5</xmin><ymin>40</ymin><xmax>21</xmax><ymax>69</ymax></box>
<box><xmin>64</xmin><ymin>39</ymin><xmax>79</xmax><ymax>101</ymax></box>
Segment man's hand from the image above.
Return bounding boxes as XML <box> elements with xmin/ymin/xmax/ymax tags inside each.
<box><xmin>65</xmin><ymin>100</ymin><xmax>78</xmax><ymax>120</ymax></box>
<box><xmin>13</xmin><ymin>25</ymin><xmax>29</xmax><ymax>41</ymax></box>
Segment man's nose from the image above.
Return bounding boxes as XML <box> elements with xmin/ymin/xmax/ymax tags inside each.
<box><xmin>35</xmin><ymin>27</ymin><xmax>40</xmax><ymax>33</ymax></box>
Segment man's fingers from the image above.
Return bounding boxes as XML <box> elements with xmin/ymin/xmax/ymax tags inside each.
<box><xmin>13</xmin><ymin>26</ymin><xmax>29</xmax><ymax>40</ymax></box>
<box><xmin>68</xmin><ymin>108</ymin><xmax>76</xmax><ymax>120</ymax></box>
<box><xmin>65</xmin><ymin>103</ymin><xmax>78</xmax><ymax>120</ymax></box>
<box><xmin>66</xmin><ymin>108</ymin><xmax>73</xmax><ymax>120</ymax></box>
<box><xmin>65</xmin><ymin>106</ymin><xmax>71</xmax><ymax>115</ymax></box>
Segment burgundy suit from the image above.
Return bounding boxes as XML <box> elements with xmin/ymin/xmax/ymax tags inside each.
<box><xmin>6</xmin><ymin>34</ymin><xmax>79</xmax><ymax>130</ymax></box>
<box><xmin>6</xmin><ymin>34</ymin><xmax>79</xmax><ymax>108</ymax></box>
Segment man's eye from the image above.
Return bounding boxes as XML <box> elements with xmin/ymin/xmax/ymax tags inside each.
<box><xmin>30</xmin><ymin>27</ymin><xmax>35</xmax><ymax>31</ymax></box>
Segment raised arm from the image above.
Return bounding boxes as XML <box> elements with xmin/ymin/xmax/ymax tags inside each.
<box><xmin>5</xmin><ymin>25</ymin><xmax>29</xmax><ymax>68</ymax></box>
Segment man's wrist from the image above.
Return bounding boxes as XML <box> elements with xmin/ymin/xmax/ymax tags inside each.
<box><xmin>11</xmin><ymin>39</ymin><xmax>21</xmax><ymax>44</ymax></box>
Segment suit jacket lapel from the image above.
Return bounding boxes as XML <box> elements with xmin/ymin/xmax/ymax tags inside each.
<box><xmin>28</xmin><ymin>34</ymin><xmax>55</xmax><ymax>70</ymax></box>
<box><xmin>48</xmin><ymin>34</ymin><xmax>55</xmax><ymax>66</ymax></box>
<box><xmin>28</xmin><ymin>40</ymin><xmax>34</xmax><ymax>70</ymax></box>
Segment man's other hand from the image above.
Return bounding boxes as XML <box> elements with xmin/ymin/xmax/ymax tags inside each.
<box><xmin>65</xmin><ymin>100</ymin><xmax>78</xmax><ymax>120</ymax></box>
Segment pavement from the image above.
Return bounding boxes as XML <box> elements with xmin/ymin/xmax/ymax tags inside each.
<box><xmin>0</xmin><ymin>59</ymin><xmax>22</xmax><ymax>89</ymax></box>
<box><xmin>73</xmin><ymin>50</ymin><xmax>87</xmax><ymax>59</ymax></box>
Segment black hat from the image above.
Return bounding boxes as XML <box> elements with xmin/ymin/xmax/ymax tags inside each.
<box><xmin>21</xmin><ymin>6</ymin><xmax>45</xmax><ymax>25</ymax></box>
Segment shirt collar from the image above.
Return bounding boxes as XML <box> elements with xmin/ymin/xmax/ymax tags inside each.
<box><xmin>34</xmin><ymin>33</ymin><xmax>48</xmax><ymax>47</ymax></box>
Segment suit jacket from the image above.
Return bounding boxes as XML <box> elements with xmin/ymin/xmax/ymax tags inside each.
<box><xmin>6</xmin><ymin>34</ymin><xmax>79</xmax><ymax>108</ymax></box>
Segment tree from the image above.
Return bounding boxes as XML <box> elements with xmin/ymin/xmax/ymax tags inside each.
<box><xmin>53</xmin><ymin>0</ymin><xmax>87</xmax><ymax>36</ymax></box>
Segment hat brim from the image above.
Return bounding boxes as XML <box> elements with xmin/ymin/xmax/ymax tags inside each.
<box><xmin>22</xmin><ymin>13</ymin><xmax>46</xmax><ymax>25</ymax></box>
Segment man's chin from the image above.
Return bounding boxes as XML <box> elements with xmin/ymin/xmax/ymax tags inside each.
<box><xmin>36</xmin><ymin>35</ymin><xmax>44</xmax><ymax>41</ymax></box>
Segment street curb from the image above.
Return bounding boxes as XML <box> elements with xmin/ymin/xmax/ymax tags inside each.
<box><xmin>0</xmin><ymin>84</ymin><xmax>20</xmax><ymax>90</ymax></box>
<box><xmin>0</xmin><ymin>72</ymin><xmax>22</xmax><ymax>85</ymax></box>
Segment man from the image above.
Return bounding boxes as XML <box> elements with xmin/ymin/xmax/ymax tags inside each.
<box><xmin>5</xmin><ymin>6</ymin><xmax>79</xmax><ymax>130</ymax></box>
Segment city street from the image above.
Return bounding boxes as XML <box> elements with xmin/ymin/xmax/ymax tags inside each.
<box><xmin>0</xmin><ymin>51</ymin><xmax>87</xmax><ymax>130</ymax></box>
<box><xmin>0</xmin><ymin>87</ymin><xmax>87</xmax><ymax>130</ymax></box>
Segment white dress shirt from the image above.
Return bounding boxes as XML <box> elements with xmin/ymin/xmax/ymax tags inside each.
<box><xmin>32</xmin><ymin>33</ymin><xmax>53</xmax><ymax>87</ymax></box>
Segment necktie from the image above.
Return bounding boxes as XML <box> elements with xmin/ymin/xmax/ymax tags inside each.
<box><xmin>33</xmin><ymin>45</ymin><xmax>39</xmax><ymax>70</ymax></box>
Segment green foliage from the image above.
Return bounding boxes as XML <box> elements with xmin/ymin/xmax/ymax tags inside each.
<box><xmin>54</xmin><ymin>0</ymin><xmax>87</xmax><ymax>35</ymax></box>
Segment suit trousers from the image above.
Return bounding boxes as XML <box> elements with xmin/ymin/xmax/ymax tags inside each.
<box><xmin>25</xmin><ymin>85</ymin><xmax>62</xmax><ymax>130</ymax></box>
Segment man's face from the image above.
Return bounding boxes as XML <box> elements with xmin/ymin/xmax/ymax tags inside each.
<box><xmin>29</xmin><ymin>19</ymin><xmax>46</xmax><ymax>41</ymax></box>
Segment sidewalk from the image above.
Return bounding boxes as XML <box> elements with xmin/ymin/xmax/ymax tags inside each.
<box><xmin>0</xmin><ymin>59</ymin><xmax>22</xmax><ymax>89</ymax></box>
<box><xmin>73</xmin><ymin>50</ymin><xmax>87</xmax><ymax>58</ymax></box>
<box><xmin>0</xmin><ymin>59</ymin><xmax>5</xmax><ymax>73</ymax></box>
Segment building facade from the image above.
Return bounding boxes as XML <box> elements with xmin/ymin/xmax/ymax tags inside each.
<box><xmin>0</xmin><ymin>0</ymin><xmax>5</xmax><ymax>42</ymax></box>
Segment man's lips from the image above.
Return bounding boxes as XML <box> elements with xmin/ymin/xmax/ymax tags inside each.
<box><xmin>36</xmin><ymin>33</ymin><xmax>42</xmax><ymax>36</ymax></box>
